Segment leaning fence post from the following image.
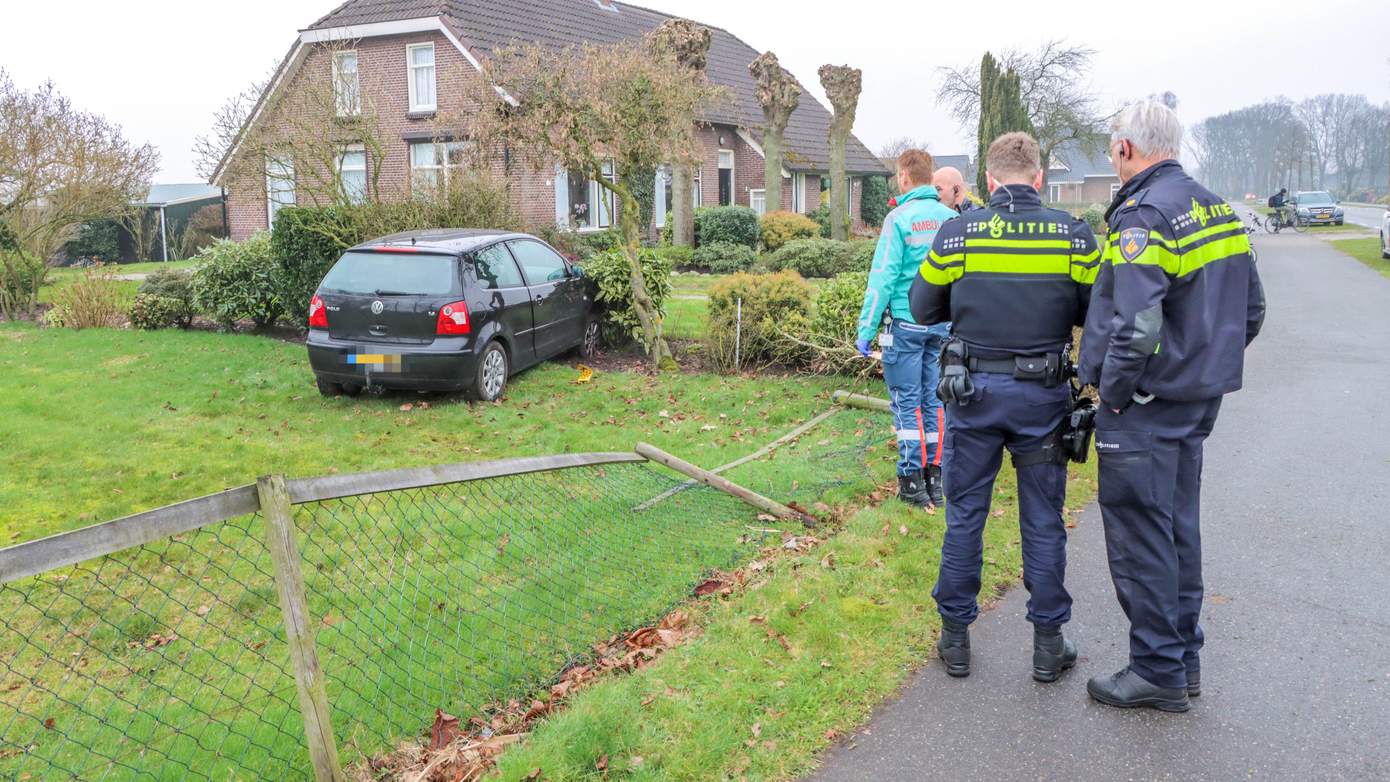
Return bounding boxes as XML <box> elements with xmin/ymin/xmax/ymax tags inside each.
<box><xmin>257</xmin><ymin>474</ymin><xmax>346</xmax><ymax>782</ymax></box>
<box><xmin>635</xmin><ymin>442</ymin><xmax>815</xmax><ymax>526</ymax></box>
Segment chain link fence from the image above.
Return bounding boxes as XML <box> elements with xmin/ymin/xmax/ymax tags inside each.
<box><xmin>0</xmin><ymin>404</ymin><xmax>891</xmax><ymax>781</ymax></box>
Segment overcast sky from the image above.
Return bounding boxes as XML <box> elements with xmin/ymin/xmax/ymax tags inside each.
<box><xmin>2</xmin><ymin>0</ymin><xmax>1387</xmax><ymax>182</ymax></box>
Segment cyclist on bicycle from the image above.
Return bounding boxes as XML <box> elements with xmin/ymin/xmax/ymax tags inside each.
<box><xmin>1267</xmin><ymin>187</ymin><xmax>1290</xmax><ymax>227</ymax></box>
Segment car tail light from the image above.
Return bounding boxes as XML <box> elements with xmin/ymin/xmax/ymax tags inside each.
<box><xmin>308</xmin><ymin>295</ymin><xmax>328</xmax><ymax>329</ymax></box>
<box><xmin>436</xmin><ymin>300</ymin><xmax>470</xmax><ymax>335</ymax></box>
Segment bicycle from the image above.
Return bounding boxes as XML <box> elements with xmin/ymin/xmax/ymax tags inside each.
<box><xmin>1264</xmin><ymin>206</ymin><xmax>1306</xmax><ymax>234</ymax></box>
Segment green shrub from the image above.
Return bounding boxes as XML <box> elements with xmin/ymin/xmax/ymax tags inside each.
<box><xmin>760</xmin><ymin>211</ymin><xmax>821</xmax><ymax>252</ymax></box>
<box><xmin>695</xmin><ymin>206</ymin><xmax>760</xmax><ymax>248</ymax></box>
<box><xmin>191</xmin><ymin>234</ymin><xmax>281</xmax><ymax>329</ymax></box>
<box><xmin>861</xmin><ymin>175</ymin><xmax>892</xmax><ymax>228</ymax></box>
<box><xmin>65</xmin><ymin>219</ymin><xmax>121</xmax><ymax>264</ymax></box>
<box><xmin>137</xmin><ymin>268</ymin><xmax>195</xmax><ymax>328</ymax></box>
<box><xmin>530</xmin><ymin>224</ymin><xmax>590</xmax><ymax>262</ymax></box>
<box><xmin>845</xmin><ymin>240</ymin><xmax>876</xmax><ymax>273</ymax></box>
<box><xmin>269</xmin><ymin>206</ymin><xmax>359</xmax><ymax>323</ymax></box>
<box><xmin>692</xmin><ymin>242</ymin><xmax>757</xmax><ymax>274</ymax></box>
<box><xmin>46</xmin><ymin>267</ymin><xmax>128</xmax><ymax>329</ymax></box>
<box><xmin>766</xmin><ymin>238</ymin><xmax>860</xmax><ymax>278</ymax></box>
<box><xmin>803</xmin><ymin>271</ymin><xmax>873</xmax><ymax>374</ymax></box>
<box><xmin>581</xmin><ymin>229</ymin><xmax>622</xmax><ymax>255</ymax></box>
<box><xmin>655</xmin><ymin>245</ymin><xmax>695</xmax><ymax>269</ymax></box>
<box><xmin>1079</xmin><ymin>203</ymin><xmax>1107</xmax><ymax>235</ymax></box>
<box><xmin>581</xmin><ymin>248</ymin><xmax>673</xmax><ymax>346</ymax></box>
<box><xmin>705</xmin><ymin>271</ymin><xmax>812</xmax><ymax>370</ymax></box>
<box><xmin>808</xmin><ymin>203</ymin><xmax>833</xmax><ymax>238</ymax></box>
<box><xmin>660</xmin><ymin>212</ymin><xmax>673</xmax><ymax>246</ymax></box>
<box><xmin>128</xmin><ymin>294</ymin><xmax>188</xmax><ymax>330</ymax></box>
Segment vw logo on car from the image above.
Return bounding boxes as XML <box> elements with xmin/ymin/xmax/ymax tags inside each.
<box><xmin>370</xmin><ymin>300</ymin><xmax>385</xmax><ymax>315</ymax></box>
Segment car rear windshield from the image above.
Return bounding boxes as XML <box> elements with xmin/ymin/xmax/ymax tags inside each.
<box><xmin>319</xmin><ymin>251</ymin><xmax>457</xmax><ymax>296</ymax></box>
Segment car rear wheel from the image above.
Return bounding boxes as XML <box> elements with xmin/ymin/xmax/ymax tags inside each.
<box><xmin>316</xmin><ymin>378</ymin><xmax>344</xmax><ymax>397</ymax></box>
<box><xmin>472</xmin><ymin>341</ymin><xmax>509</xmax><ymax>402</ymax></box>
<box><xmin>578</xmin><ymin>317</ymin><xmax>600</xmax><ymax>360</ymax></box>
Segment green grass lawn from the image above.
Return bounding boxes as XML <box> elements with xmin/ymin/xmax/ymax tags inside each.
<box><xmin>0</xmin><ymin>323</ymin><xmax>895</xmax><ymax>779</ymax></box>
<box><xmin>1332</xmin><ymin>237</ymin><xmax>1390</xmax><ymax>281</ymax></box>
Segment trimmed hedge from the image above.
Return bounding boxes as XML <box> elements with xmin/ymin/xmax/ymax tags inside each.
<box><xmin>582</xmin><ymin>248</ymin><xmax>673</xmax><ymax>346</ymax></box>
<box><xmin>808</xmin><ymin>203</ymin><xmax>832</xmax><ymax>238</ymax></box>
<box><xmin>705</xmin><ymin>271</ymin><xmax>812</xmax><ymax>370</ymax></box>
<box><xmin>269</xmin><ymin>207</ymin><xmax>360</xmax><ymax>324</ymax></box>
<box><xmin>765</xmin><ymin>238</ymin><xmax>863</xmax><ymax>278</ymax></box>
<box><xmin>129</xmin><ymin>294</ymin><xmax>188</xmax><ymax>330</ymax></box>
<box><xmin>1079</xmin><ymin>204</ymin><xmax>1107</xmax><ymax>235</ymax></box>
<box><xmin>805</xmin><ymin>271</ymin><xmax>872</xmax><ymax>374</ymax></box>
<box><xmin>191</xmin><ymin>234</ymin><xmax>281</xmax><ymax>329</ymax></box>
<box><xmin>695</xmin><ymin>206</ymin><xmax>760</xmax><ymax>248</ymax></box>
<box><xmin>654</xmin><ymin>245</ymin><xmax>695</xmax><ymax>269</ymax></box>
<box><xmin>861</xmin><ymin>175</ymin><xmax>891</xmax><ymax>228</ymax></box>
<box><xmin>760</xmin><ymin>211</ymin><xmax>821</xmax><ymax>252</ymax></box>
<box><xmin>692</xmin><ymin>242</ymin><xmax>757</xmax><ymax>274</ymax></box>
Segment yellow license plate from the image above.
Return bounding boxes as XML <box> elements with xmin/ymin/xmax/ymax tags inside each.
<box><xmin>347</xmin><ymin>353</ymin><xmax>403</xmax><ymax>372</ymax></box>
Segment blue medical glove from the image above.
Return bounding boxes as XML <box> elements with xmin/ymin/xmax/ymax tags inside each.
<box><xmin>856</xmin><ymin>338</ymin><xmax>873</xmax><ymax>357</ymax></box>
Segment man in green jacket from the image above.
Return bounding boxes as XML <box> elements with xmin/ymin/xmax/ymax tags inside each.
<box><xmin>856</xmin><ymin>149</ymin><xmax>959</xmax><ymax>508</ymax></box>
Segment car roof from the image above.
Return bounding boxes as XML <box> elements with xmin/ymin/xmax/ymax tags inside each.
<box><xmin>351</xmin><ymin>229</ymin><xmax>534</xmax><ymax>254</ymax></box>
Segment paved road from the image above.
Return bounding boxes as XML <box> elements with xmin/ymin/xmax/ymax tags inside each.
<box><xmin>807</xmin><ymin>233</ymin><xmax>1390</xmax><ymax>780</ymax></box>
<box><xmin>1340</xmin><ymin>202</ymin><xmax>1387</xmax><ymax>232</ymax></box>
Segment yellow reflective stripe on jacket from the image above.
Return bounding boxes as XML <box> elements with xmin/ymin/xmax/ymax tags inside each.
<box><xmin>919</xmin><ymin>251</ymin><xmax>964</xmax><ymax>285</ymax></box>
<box><xmin>963</xmin><ymin>252</ymin><xmax>1071</xmax><ymax>275</ymax></box>
<box><xmin>1070</xmin><ymin>248</ymin><xmax>1101</xmax><ymax>284</ymax></box>
<box><xmin>1114</xmin><ymin>232</ymin><xmax>1251</xmax><ymax>277</ymax></box>
<box><xmin>964</xmin><ymin>238</ymin><xmax>1073</xmax><ymax>250</ymax></box>
<box><xmin>1175</xmin><ymin>220</ymin><xmax>1245</xmax><ymax>249</ymax></box>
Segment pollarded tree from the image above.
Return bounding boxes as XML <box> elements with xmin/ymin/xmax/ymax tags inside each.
<box><xmin>470</xmin><ymin>34</ymin><xmax>727</xmax><ymax>367</ymax></box>
<box><xmin>651</xmin><ymin>19</ymin><xmax>712</xmax><ymax>249</ymax></box>
<box><xmin>0</xmin><ymin>70</ymin><xmax>157</xmax><ymax>319</ymax></box>
<box><xmin>750</xmin><ymin>52</ymin><xmax>801</xmax><ymax>219</ymax></box>
<box><xmin>819</xmin><ymin>65</ymin><xmax>862</xmax><ymax>241</ymax></box>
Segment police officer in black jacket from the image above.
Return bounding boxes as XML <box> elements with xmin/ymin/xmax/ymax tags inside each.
<box><xmin>910</xmin><ymin>132</ymin><xmax>1100</xmax><ymax>682</ymax></box>
<box><xmin>1080</xmin><ymin>97</ymin><xmax>1266</xmax><ymax>713</ymax></box>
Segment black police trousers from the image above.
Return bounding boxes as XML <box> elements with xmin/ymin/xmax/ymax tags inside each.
<box><xmin>1096</xmin><ymin>396</ymin><xmax>1223</xmax><ymax>690</ymax></box>
<box><xmin>933</xmin><ymin>372</ymin><xmax>1073</xmax><ymax>628</ymax></box>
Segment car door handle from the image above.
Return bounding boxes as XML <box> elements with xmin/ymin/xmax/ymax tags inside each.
<box><xmin>535</xmin><ymin>294</ymin><xmax>545</xmax><ymax>303</ymax></box>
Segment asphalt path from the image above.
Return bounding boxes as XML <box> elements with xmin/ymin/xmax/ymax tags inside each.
<box><xmin>1340</xmin><ymin>202</ymin><xmax>1387</xmax><ymax>232</ymax></box>
<box><xmin>806</xmin><ymin>231</ymin><xmax>1390</xmax><ymax>780</ymax></box>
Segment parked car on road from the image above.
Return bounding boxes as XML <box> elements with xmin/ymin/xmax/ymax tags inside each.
<box><xmin>1291</xmin><ymin>191</ymin><xmax>1345</xmax><ymax>226</ymax></box>
<box><xmin>306</xmin><ymin>229</ymin><xmax>599</xmax><ymax>401</ymax></box>
<box><xmin>1381</xmin><ymin>209</ymin><xmax>1390</xmax><ymax>259</ymax></box>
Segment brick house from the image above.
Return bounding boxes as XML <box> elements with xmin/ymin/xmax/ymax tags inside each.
<box><xmin>1044</xmin><ymin>141</ymin><xmax>1121</xmax><ymax>205</ymax></box>
<box><xmin>213</xmin><ymin>0</ymin><xmax>889</xmax><ymax>240</ymax></box>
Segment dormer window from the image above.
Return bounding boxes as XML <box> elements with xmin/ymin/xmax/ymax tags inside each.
<box><xmin>332</xmin><ymin>51</ymin><xmax>360</xmax><ymax>117</ymax></box>
<box><xmin>407</xmin><ymin>43</ymin><xmax>436</xmax><ymax>113</ymax></box>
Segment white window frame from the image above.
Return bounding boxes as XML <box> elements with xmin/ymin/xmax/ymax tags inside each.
<box><xmin>654</xmin><ymin>168</ymin><xmax>669</xmax><ymax>227</ymax></box>
<box><xmin>562</xmin><ymin>162</ymin><xmax>617</xmax><ymax>232</ymax></box>
<box><xmin>692</xmin><ymin>167</ymin><xmax>703</xmax><ymax>208</ymax></box>
<box><xmin>337</xmin><ymin>146</ymin><xmax>368</xmax><ymax>204</ymax></box>
<box><xmin>749</xmin><ymin>189</ymin><xmax>767</xmax><ymax>216</ymax></box>
<box><xmin>793</xmin><ymin>173</ymin><xmax>806</xmax><ymax>213</ymax></box>
<box><xmin>1048</xmin><ymin>183</ymin><xmax>1063</xmax><ymax>203</ymax></box>
<box><xmin>266</xmin><ymin>157</ymin><xmax>295</xmax><ymax>225</ymax></box>
<box><xmin>409</xmin><ymin>140</ymin><xmax>473</xmax><ymax>193</ymax></box>
<box><xmin>332</xmin><ymin>50</ymin><xmax>360</xmax><ymax>117</ymax></box>
<box><xmin>1110</xmin><ymin>182</ymin><xmax>1122</xmax><ymax>200</ymax></box>
<box><xmin>406</xmin><ymin>42</ymin><xmax>437</xmax><ymax>113</ymax></box>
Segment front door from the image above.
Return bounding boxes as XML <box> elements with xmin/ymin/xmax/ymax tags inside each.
<box><xmin>718</xmin><ymin>149</ymin><xmax>734</xmax><ymax>206</ymax></box>
<box><xmin>508</xmin><ymin>239</ymin><xmax>584</xmax><ymax>359</ymax></box>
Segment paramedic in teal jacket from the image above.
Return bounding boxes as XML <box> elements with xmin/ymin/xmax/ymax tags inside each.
<box><xmin>856</xmin><ymin>149</ymin><xmax>958</xmax><ymax>508</ymax></box>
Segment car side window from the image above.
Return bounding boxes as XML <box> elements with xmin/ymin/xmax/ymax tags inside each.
<box><xmin>508</xmin><ymin>240</ymin><xmax>570</xmax><ymax>286</ymax></box>
<box><xmin>472</xmin><ymin>243</ymin><xmax>524</xmax><ymax>290</ymax></box>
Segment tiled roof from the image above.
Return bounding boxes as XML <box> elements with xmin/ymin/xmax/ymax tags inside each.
<box><xmin>1048</xmin><ymin>141</ymin><xmax>1116</xmax><ymax>182</ymax></box>
<box><xmin>307</xmin><ymin>0</ymin><xmax>887</xmax><ymax>174</ymax></box>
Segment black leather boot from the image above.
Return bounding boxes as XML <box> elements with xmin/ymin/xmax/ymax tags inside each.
<box><xmin>897</xmin><ymin>474</ymin><xmax>931</xmax><ymax>508</ymax></box>
<box><xmin>923</xmin><ymin>464</ymin><xmax>945</xmax><ymax>507</ymax></box>
<box><xmin>937</xmin><ymin>620</ymin><xmax>971</xmax><ymax>678</ymax></box>
<box><xmin>1087</xmin><ymin>667</ymin><xmax>1190</xmax><ymax>713</ymax></box>
<box><xmin>1031</xmin><ymin>626</ymin><xmax>1078</xmax><ymax>683</ymax></box>
<box><xmin>1187</xmin><ymin>668</ymin><xmax>1201</xmax><ymax>698</ymax></box>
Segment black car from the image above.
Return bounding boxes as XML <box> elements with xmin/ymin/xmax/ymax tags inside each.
<box><xmin>306</xmin><ymin>229</ymin><xmax>599</xmax><ymax>401</ymax></box>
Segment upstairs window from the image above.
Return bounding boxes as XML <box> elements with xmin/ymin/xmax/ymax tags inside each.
<box><xmin>338</xmin><ymin>148</ymin><xmax>367</xmax><ymax>204</ymax></box>
<box><xmin>407</xmin><ymin>43</ymin><xmax>436</xmax><ymax>113</ymax></box>
<box><xmin>332</xmin><ymin>51</ymin><xmax>360</xmax><ymax>117</ymax></box>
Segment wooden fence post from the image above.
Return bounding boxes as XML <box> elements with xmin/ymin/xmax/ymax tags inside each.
<box><xmin>257</xmin><ymin>474</ymin><xmax>346</xmax><ymax>782</ymax></box>
<box><xmin>635</xmin><ymin>443</ymin><xmax>815</xmax><ymax>526</ymax></box>
<box><xmin>832</xmin><ymin>390</ymin><xmax>891</xmax><ymax>413</ymax></box>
